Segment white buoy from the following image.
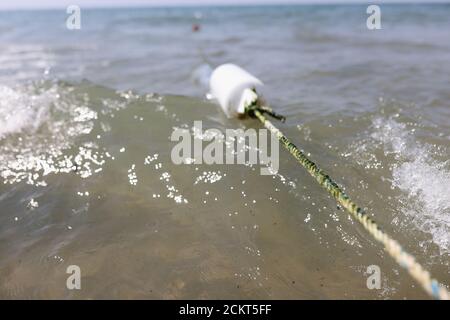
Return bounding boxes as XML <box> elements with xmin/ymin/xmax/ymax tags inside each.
<box><xmin>209</xmin><ymin>64</ymin><xmax>263</xmax><ymax>117</ymax></box>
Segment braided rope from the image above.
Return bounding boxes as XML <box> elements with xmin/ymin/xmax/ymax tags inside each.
<box><xmin>252</xmin><ymin>108</ymin><xmax>449</xmax><ymax>300</ymax></box>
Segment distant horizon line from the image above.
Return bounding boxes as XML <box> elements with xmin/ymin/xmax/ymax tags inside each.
<box><xmin>1</xmin><ymin>1</ymin><xmax>449</xmax><ymax>12</ymax></box>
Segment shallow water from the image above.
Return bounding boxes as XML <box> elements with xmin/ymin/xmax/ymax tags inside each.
<box><xmin>0</xmin><ymin>4</ymin><xmax>449</xmax><ymax>299</ymax></box>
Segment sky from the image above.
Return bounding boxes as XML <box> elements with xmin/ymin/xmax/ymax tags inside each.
<box><xmin>0</xmin><ymin>0</ymin><xmax>449</xmax><ymax>10</ymax></box>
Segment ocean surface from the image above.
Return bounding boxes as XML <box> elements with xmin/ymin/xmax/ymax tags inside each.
<box><xmin>0</xmin><ymin>4</ymin><xmax>449</xmax><ymax>299</ymax></box>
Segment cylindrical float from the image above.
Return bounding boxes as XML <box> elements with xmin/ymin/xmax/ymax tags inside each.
<box><xmin>209</xmin><ymin>64</ymin><xmax>263</xmax><ymax>117</ymax></box>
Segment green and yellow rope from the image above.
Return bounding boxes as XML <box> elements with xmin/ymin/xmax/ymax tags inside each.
<box><xmin>248</xmin><ymin>105</ymin><xmax>449</xmax><ymax>300</ymax></box>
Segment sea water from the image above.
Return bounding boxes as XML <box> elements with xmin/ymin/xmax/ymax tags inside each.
<box><xmin>0</xmin><ymin>4</ymin><xmax>449</xmax><ymax>299</ymax></box>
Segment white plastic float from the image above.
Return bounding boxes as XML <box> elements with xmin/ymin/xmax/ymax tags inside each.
<box><xmin>209</xmin><ymin>63</ymin><xmax>263</xmax><ymax>118</ymax></box>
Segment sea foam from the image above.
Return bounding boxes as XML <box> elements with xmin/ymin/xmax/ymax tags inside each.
<box><xmin>371</xmin><ymin>117</ymin><xmax>450</xmax><ymax>255</ymax></box>
<box><xmin>0</xmin><ymin>85</ymin><xmax>54</xmax><ymax>139</ymax></box>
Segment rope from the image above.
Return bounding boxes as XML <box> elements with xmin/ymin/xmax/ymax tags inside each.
<box><xmin>247</xmin><ymin>105</ymin><xmax>449</xmax><ymax>300</ymax></box>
